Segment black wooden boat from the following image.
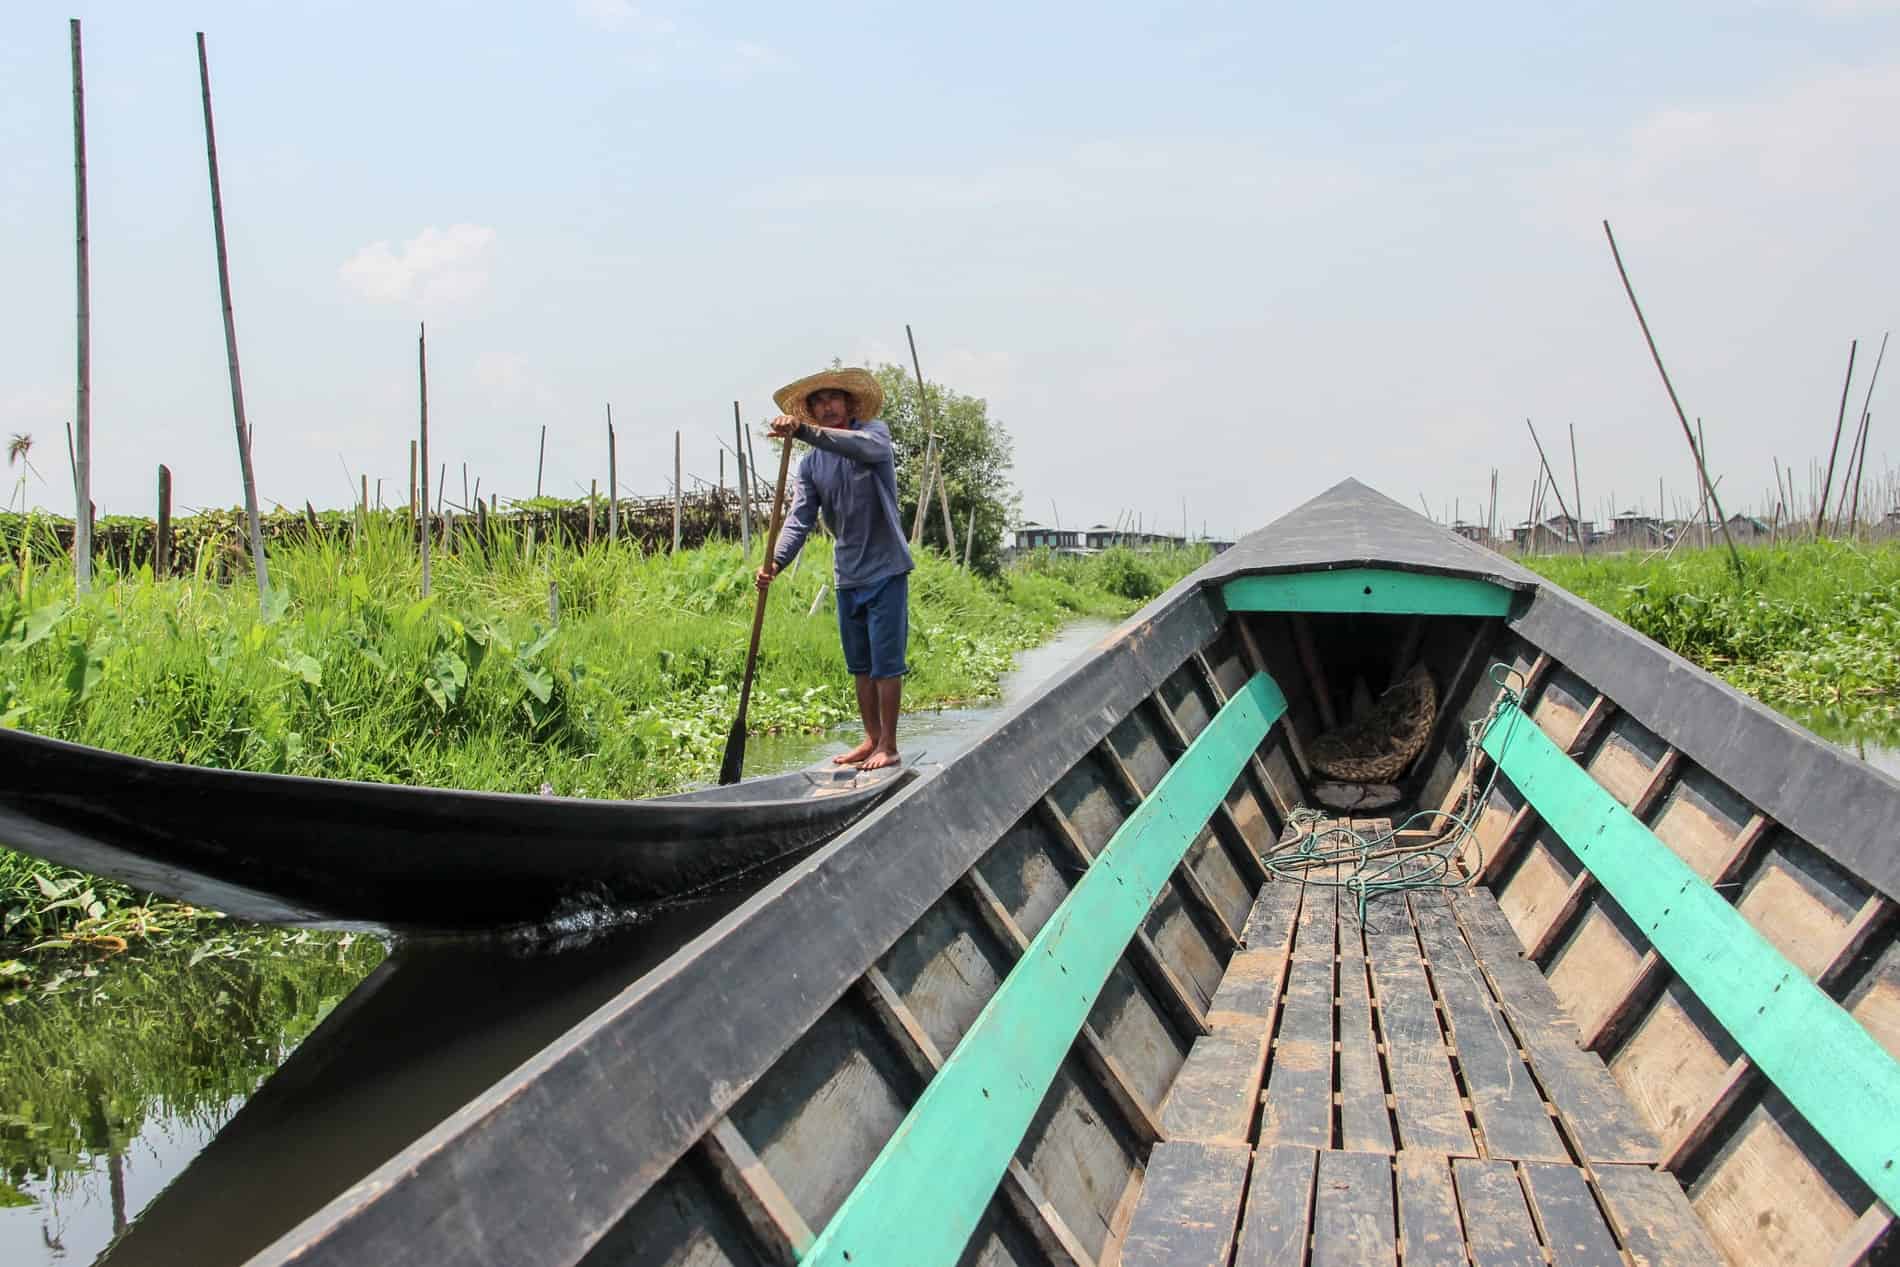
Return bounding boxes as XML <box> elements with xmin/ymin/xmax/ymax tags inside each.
<box><xmin>0</xmin><ymin>729</ymin><xmax>911</xmax><ymax>933</ymax></box>
<box><xmin>222</xmin><ymin>479</ymin><xmax>1897</xmax><ymax>1267</ymax></box>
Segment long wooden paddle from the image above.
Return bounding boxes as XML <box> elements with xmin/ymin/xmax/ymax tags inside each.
<box><xmin>718</xmin><ymin>429</ymin><xmax>798</xmax><ymax>785</ymax></box>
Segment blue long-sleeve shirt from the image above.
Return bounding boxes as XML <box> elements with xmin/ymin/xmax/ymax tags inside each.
<box><xmin>772</xmin><ymin>418</ymin><xmax>914</xmax><ymax>590</ymax></box>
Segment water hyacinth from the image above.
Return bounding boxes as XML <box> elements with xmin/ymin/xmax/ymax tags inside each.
<box><xmin>1</xmin><ymin>524</ymin><xmax>1210</xmax><ymax>966</ymax></box>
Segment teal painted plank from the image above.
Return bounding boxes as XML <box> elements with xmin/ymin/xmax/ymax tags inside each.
<box><xmin>1220</xmin><ymin>568</ymin><xmax>1514</xmax><ymax>617</ymax></box>
<box><xmin>1481</xmin><ymin>700</ymin><xmax>1900</xmax><ymax>1212</ymax></box>
<box><xmin>803</xmin><ymin>671</ymin><xmax>1289</xmax><ymax>1267</ymax></box>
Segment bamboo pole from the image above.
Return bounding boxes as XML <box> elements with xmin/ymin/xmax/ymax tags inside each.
<box><xmin>1817</xmin><ymin>339</ymin><xmax>1858</xmax><ymax>536</ymax></box>
<box><xmin>935</xmin><ymin>449</ymin><xmax>956</xmax><ymax>558</ymax></box>
<box><xmin>734</xmin><ymin>404</ymin><xmax>750</xmax><ymax>556</ymax></box>
<box><xmin>588</xmin><ymin>479</ymin><xmax>597</xmax><ymax>546</ymax></box>
<box><xmin>536</xmin><ymin>424</ymin><xmax>547</xmax><ymax>499</ymax></box>
<box><xmin>70</xmin><ymin>20</ymin><xmax>93</xmax><ymax>594</ymax></box>
<box><xmin>744</xmin><ymin>419</ymin><xmax>762</xmax><ymax>536</ymax></box>
<box><xmin>906</xmin><ymin>324</ymin><xmax>938</xmax><ymax>545</ymax></box>
<box><xmin>197</xmin><ymin>33</ymin><xmax>269</xmax><ymax>601</ymax></box>
<box><xmin>1525</xmin><ymin>420</ymin><xmax>1583</xmax><ymax>552</ymax></box>
<box><xmin>1845</xmin><ymin>332</ymin><xmax>1888</xmax><ymax>533</ymax></box>
<box><xmin>155</xmin><ymin>465</ymin><xmax>172</xmax><ymax>578</ymax></box>
<box><xmin>963</xmin><ymin>503</ymin><xmax>975</xmax><ymax>568</ymax></box>
<box><xmin>673</xmin><ymin>430</ymin><xmax>682</xmax><ymax>553</ymax></box>
<box><xmin>1696</xmin><ymin>419</ymin><xmax>1710</xmax><ymax>548</ymax></box>
<box><xmin>607</xmin><ymin>404</ymin><xmax>618</xmax><ymax>542</ymax></box>
<box><xmin>418</xmin><ymin>323</ymin><xmax>431</xmax><ymax>597</ymax></box>
<box><xmin>1568</xmin><ymin>422</ymin><xmax>1588</xmax><ymax>553</ymax></box>
<box><xmin>1601</xmin><ymin>220</ymin><xmax>1743</xmax><ymax>578</ymax></box>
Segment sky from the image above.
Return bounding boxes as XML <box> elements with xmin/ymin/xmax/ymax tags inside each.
<box><xmin>2</xmin><ymin>0</ymin><xmax>1897</xmax><ymax>540</ymax></box>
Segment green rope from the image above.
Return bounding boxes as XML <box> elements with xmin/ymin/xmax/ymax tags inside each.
<box><xmin>1263</xmin><ymin>665</ymin><xmax>1528</xmax><ymax>923</ymax></box>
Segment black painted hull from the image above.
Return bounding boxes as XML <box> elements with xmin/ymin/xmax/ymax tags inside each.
<box><xmin>0</xmin><ymin>726</ymin><xmax>911</xmax><ymax>933</ymax></box>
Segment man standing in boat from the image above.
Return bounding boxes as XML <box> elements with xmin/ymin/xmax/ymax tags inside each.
<box><xmin>756</xmin><ymin>366</ymin><xmax>913</xmax><ymax>770</ymax></box>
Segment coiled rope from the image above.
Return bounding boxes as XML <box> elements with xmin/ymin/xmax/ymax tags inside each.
<box><xmin>1262</xmin><ymin>664</ymin><xmax>1528</xmax><ymax>923</ymax></box>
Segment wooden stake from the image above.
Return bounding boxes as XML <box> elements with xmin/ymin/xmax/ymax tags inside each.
<box><xmin>936</xmin><ymin>448</ymin><xmax>956</xmax><ymax>558</ymax></box>
<box><xmin>155</xmin><ymin>464</ymin><xmax>172</xmax><ymax>578</ymax></box>
<box><xmin>734</xmin><ymin>403</ymin><xmax>751</xmax><ymax>556</ymax></box>
<box><xmin>536</xmin><ymin>423</ymin><xmax>547</xmax><ymax>499</ymax></box>
<box><xmin>418</xmin><ymin>323</ymin><xmax>431</xmax><ymax>597</ymax></box>
<box><xmin>197</xmin><ymin>33</ymin><xmax>269</xmax><ymax>601</ymax></box>
<box><xmin>588</xmin><ymin>479</ymin><xmax>597</xmax><ymax>546</ymax></box>
<box><xmin>1845</xmin><ymin>331</ymin><xmax>1888</xmax><ymax>533</ymax></box>
<box><xmin>1697</xmin><ymin>419</ymin><xmax>1710</xmax><ymax>548</ymax></box>
<box><xmin>673</xmin><ymin>429</ymin><xmax>682</xmax><ymax>553</ymax></box>
<box><xmin>1817</xmin><ymin>339</ymin><xmax>1858</xmax><ymax>536</ymax></box>
<box><xmin>906</xmin><ymin>323</ymin><xmax>938</xmax><ymax>545</ymax></box>
<box><xmin>744</xmin><ymin>420</ymin><xmax>762</xmax><ymax>535</ymax></box>
<box><xmin>1568</xmin><ymin>422</ymin><xmax>1588</xmax><ymax>553</ymax></box>
<box><xmin>1849</xmin><ymin>412</ymin><xmax>1875</xmax><ymax>535</ymax></box>
<box><xmin>1526</xmin><ymin>420</ymin><xmax>1583</xmax><ymax>552</ymax></box>
<box><xmin>607</xmin><ymin>404</ymin><xmax>618</xmax><ymax>542</ymax></box>
<box><xmin>1601</xmin><ymin>220</ymin><xmax>1743</xmax><ymax>578</ymax></box>
<box><xmin>964</xmin><ymin>503</ymin><xmax>975</xmax><ymax>568</ymax></box>
<box><xmin>70</xmin><ymin>19</ymin><xmax>93</xmax><ymax>595</ymax></box>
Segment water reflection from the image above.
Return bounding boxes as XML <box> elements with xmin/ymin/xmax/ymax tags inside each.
<box><xmin>1</xmin><ymin>933</ymin><xmax>386</xmax><ymax>1265</ymax></box>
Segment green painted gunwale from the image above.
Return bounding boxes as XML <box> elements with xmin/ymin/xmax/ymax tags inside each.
<box><xmin>802</xmin><ymin>671</ymin><xmax>1289</xmax><ymax>1267</ymax></box>
<box><xmin>1481</xmin><ymin>699</ymin><xmax>1900</xmax><ymax>1212</ymax></box>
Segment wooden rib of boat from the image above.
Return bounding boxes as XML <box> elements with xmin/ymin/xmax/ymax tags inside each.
<box><xmin>0</xmin><ymin>728</ymin><xmax>911</xmax><ymax>933</ymax></box>
<box><xmin>249</xmin><ymin>479</ymin><xmax>1899</xmax><ymax>1267</ymax></box>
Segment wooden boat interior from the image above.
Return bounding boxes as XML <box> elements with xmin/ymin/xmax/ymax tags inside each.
<box><xmin>257</xmin><ymin>482</ymin><xmax>1899</xmax><ymax>1267</ymax></box>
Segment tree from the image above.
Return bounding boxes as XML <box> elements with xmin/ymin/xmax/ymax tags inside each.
<box><xmin>869</xmin><ymin>363</ymin><xmax>1019</xmax><ymax>575</ymax></box>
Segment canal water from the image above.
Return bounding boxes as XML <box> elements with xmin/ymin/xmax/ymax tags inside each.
<box><xmin>0</xmin><ymin>618</ymin><xmax>1118</xmax><ymax>1267</ymax></box>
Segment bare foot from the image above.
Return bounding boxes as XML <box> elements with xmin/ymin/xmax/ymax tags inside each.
<box><xmin>859</xmin><ymin>746</ymin><xmax>902</xmax><ymax>771</ymax></box>
<box><xmin>833</xmin><ymin>737</ymin><xmax>878</xmax><ymax>766</ymax></box>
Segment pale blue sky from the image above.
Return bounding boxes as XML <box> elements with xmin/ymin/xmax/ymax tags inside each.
<box><xmin>4</xmin><ymin>1</ymin><xmax>1896</xmax><ymax>536</ymax></box>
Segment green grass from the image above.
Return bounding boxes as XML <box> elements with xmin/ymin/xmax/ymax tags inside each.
<box><xmin>1526</xmin><ymin>540</ymin><xmax>1900</xmax><ymax>744</ymax></box>
<box><xmin>0</xmin><ymin>525</ymin><xmax>1209</xmax><ymax>963</ymax></box>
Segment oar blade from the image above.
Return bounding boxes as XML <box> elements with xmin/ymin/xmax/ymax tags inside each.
<box><xmin>717</xmin><ymin>712</ymin><xmax>748</xmax><ymax>786</ymax></box>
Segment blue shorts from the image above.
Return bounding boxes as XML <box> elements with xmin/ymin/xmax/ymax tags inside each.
<box><xmin>837</xmin><ymin>571</ymin><xmax>909</xmax><ymax>679</ymax></box>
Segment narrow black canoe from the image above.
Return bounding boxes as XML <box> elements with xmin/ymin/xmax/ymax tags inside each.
<box><xmin>0</xmin><ymin>728</ymin><xmax>911</xmax><ymax>933</ymax></box>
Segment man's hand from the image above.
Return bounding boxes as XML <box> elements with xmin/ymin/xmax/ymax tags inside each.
<box><xmin>755</xmin><ymin>562</ymin><xmax>777</xmax><ymax>593</ymax></box>
<box><xmin>766</xmin><ymin>415</ymin><xmax>802</xmax><ymax>440</ymax></box>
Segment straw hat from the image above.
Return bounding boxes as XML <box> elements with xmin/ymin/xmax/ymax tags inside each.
<box><xmin>772</xmin><ymin>366</ymin><xmax>885</xmax><ymax>426</ymax></box>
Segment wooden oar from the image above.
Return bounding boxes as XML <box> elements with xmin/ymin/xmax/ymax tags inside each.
<box><xmin>718</xmin><ymin>429</ymin><xmax>798</xmax><ymax>785</ymax></box>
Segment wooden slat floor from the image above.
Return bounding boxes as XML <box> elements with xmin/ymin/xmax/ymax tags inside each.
<box><xmin>1119</xmin><ymin>844</ymin><xmax>1728</xmax><ymax>1267</ymax></box>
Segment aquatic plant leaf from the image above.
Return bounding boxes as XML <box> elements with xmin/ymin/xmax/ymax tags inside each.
<box><xmin>19</xmin><ymin>601</ymin><xmax>67</xmax><ymax>649</ymax></box>
<box><xmin>519</xmin><ymin>624</ymin><xmax>556</xmax><ymax>661</ymax></box>
<box><xmin>278</xmin><ymin>653</ymin><xmax>323</xmax><ymax>687</ymax></box>
<box><xmin>64</xmin><ymin>638</ymin><xmax>102</xmax><ymax>704</ymax></box>
<box><xmin>514</xmin><ymin>661</ymin><xmax>553</xmax><ymax>704</ymax></box>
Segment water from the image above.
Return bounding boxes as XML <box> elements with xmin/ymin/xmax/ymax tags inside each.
<box><xmin>0</xmin><ymin>618</ymin><xmax>1117</xmax><ymax>1267</ymax></box>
